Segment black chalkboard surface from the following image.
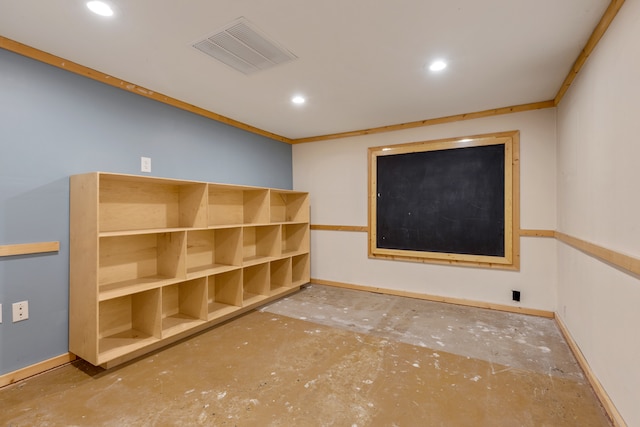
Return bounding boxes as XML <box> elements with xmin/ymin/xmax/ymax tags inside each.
<box><xmin>376</xmin><ymin>144</ymin><xmax>505</xmax><ymax>257</ymax></box>
<box><xmin>369</xmin><ymin>131</ymin><xmax>519</xmax><ymax>269</ymax></box>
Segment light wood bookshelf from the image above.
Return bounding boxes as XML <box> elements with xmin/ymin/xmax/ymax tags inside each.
<box><xmin>70</xmin><ymin>172</ymin><xmax>310</xmax><ymax>367</ymax></box>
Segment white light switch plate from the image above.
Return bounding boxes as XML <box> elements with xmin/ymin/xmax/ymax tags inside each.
<box><xmin>141</xmin><ymin>157</ymin><xmax>151</xmax><ymax>173</ymax></box>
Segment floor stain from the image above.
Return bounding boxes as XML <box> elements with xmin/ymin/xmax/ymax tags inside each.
<box><xmin>0</xmin><ymin>284</ymin><xmax>611</xmax><ymax>426</ymax></box>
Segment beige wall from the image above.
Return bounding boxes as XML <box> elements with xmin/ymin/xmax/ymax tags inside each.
<box><xmin>293</xmin><ymin>108</ymin><xmax>557</xmax><ymax>311</ymax></box>
<box><xmin>556</xmin><ymin>1</ymin><xmax>640</xmax><ymax>425</ymax></box>
<box><xmin>294</xmin><ymin>5</ymin><xmax>640</xmax><ymax>423</ymax></box>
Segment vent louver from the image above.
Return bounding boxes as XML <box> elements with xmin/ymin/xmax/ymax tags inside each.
<box><xmin>193</xmin><ymin>17</ymin><xmax>297</xmax><ymax>75</ymax></box>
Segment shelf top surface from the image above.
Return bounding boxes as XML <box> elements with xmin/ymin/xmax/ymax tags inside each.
<box><xmin>82</xmin><ymin>172</ymin><xmax>304</xmax><ymax>193</ymax></box>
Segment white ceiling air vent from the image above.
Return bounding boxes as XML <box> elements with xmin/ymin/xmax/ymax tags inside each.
<box><xmin>193</xmin><ymin>17</ymin><xmax>297</xmax><ymax>75</ymax></box>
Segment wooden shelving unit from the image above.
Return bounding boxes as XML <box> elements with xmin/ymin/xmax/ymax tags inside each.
<box><xmin>70</xmin><ymin>172</ymin><xmax>310</xmax><ymax>367</ymax></box>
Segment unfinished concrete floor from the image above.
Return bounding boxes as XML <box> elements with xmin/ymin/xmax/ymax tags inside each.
<box><xmin>0</xmin><ymin>284</ymin><xmax>610</xmax><ymax>426</ymax></box>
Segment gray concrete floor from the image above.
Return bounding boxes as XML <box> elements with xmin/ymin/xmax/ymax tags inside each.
<box><xmin>0</xmin><ymin>284</ymin><xmax>611</xmax><ymax>426</ymax></box>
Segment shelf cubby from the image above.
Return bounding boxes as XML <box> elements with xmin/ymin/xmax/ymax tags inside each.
<box><xmin>186</xmin><ymin>228</ymin><xmax>242</xmax><ymax>278</ymax></box>
<box><xmin>161</xmin><ymin>278</ymin><xmax>207</xmax><ymax>337</ymax></box>
<box><xmin>270</xmin><ymin>190</ymin><xmax>310</xmax><ymax>223</ymax></box>
<box><xmin>270</xmin><ymin>258</ymin><xmax>292</xmax><ymax>295</ymax></box>
<box><xmin>243</xmin><ymin>263</ymin><xmax>270</xmax><ymax>306</ymax></box>
<box><xmin>282</xmin><ymin>223</ymin><xmax>310</xmax><ymax>256</ymax></box>
<box><xmin>207</xmin><ymin>270</ymin><xmax>243</xmax><ymax>319</ymax></box>
<box><xmin>208</xmin><ymin>185</ymin><xmax>269</xmax><ymax>226</ymax></box>
<box><xmin>98</xmin><ymin>289</ymin><xmax>161</xmax><ymax>362</ymax></box>
<box><xmin>99</xmin><ymin>232</ymin><xmax>186</xmax><ymax>299</ymax></box>
<box><xmin>292</xmin><ymin>253</ymin><xmax>311</xmax><ymax>287</ymax></box>
<box><xmin>242</xmin><ymin>225</ymin><xmax>281</xmax><ymax>266</ymax></box>
<box><xmin>99</xmin><ymin>175</ymin><xmax>207</xmax><ymax>232</ymax></box>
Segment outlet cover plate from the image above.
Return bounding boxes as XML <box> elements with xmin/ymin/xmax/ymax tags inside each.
<box><xmin>12</xmin><ymin>301</ymin><xmax>29</xmax><ymax>322</ymax></box>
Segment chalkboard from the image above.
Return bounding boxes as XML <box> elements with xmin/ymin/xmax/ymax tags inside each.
<box><xmin>376</xmin><ymin>144</ymin><xmax>505</xmax><ymax>256</ymax></box>
<box><xmin>368</xmin><ymin>131</ymin><xmax>519</xmax><ymax>269</ymax></box>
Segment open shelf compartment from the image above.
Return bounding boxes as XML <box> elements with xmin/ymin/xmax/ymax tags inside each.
<box><xmin>99</xmin><ymin>232</ymin><xmax>186</xmax><ymax>299</ymax></box>
<box><xmin>208</xmin><ymin>184</ymin><xmax>269</xmax><ymax>226</ymax></box>
<box><xmin>292</xmin><ymin>253</ymin><xmax>310</xmax><ymax>286</ymax></box>
<box><xmin>270</xmin><ymin>258</ymin><xmax>292</xmax><ymax>295</ymax></box>
<box><xmin>270</xmin><ymin>190</ymin><xmax>309</xmax><ymax>223</ymax></box>
<box><xmin>243</xmin><ymin>263</ymin><xmax>270</xmax><ymax>306</ymax></box>
<box><xmin>161</xmin><ymin>278</ymin><xmax>207</xmax><ymax>337</ymax></box>
<box><xmin>242</xmin><ymin>225</ymin><xmax>281</xmax><ymax>266</ymax></box>
<box><xmin>98</xmin><ymin>289</ymin><xmax>161</xmax><ymax>362</ymax></box>
<box><xmin>99</xmin><ymin>174</ymin><xmax>207</xmax><ymax>233</ymax></box>
<box><xmin>207</xmin><ymin>269</ymin><xmax>243</xmax><ymax>320</ymax></box>
<box><xmin>282</xmin><ymin>223</ymin><xmax>310</xmax><ymax>256</ymax></box>
<box><xmin>186</xmin><ymin>228</ymin><xmax>242</xmax><ymax>278</ymax></box>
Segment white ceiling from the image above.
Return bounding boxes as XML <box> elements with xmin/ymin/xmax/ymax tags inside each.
<box><xmin>0</xmin><ymin>0</ymin><xmax>610</xmax><ymax>140</ymax></box>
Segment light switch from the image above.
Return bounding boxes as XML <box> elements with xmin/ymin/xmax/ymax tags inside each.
<box><xmin>141</xmin><ymin>157</ymin><xmax>151</xmax><ymax>173</ymax></box>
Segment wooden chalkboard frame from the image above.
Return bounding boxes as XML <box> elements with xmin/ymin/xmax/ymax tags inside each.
<box><xmin>368</xmin><ymin>130</ymin><xmax>520</xmax><ymax>270</ymax></box>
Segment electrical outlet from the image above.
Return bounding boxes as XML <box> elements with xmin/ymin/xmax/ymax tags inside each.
<box><xmin>141</xmin><ymin>156</ymin><xmax>151</xmax><ymax>173</ymax></box>
<box><xmin>12</xmin><ymin>301</ymin><xmax>29</xmax><ymax>322</ymax></box>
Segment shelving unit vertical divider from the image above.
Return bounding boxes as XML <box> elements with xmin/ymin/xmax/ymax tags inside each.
<box><xmin>159</xmin><ymin>231</ymin><xmax>187</xmax><ymax>280</ymax></box>
<box><xmin>179</xmin><ymin>183</ymin><xmax>208</xmax><ymax>228</ymax></box>
<box><xmin>70</xmin><ymin>172</ymin><xmax>100</xmax><ymax>365</ymax></box>
<box><xmin>131</xmin><ymin>290</ymin><xmax>162</xmax><ymax>340</ymax></box>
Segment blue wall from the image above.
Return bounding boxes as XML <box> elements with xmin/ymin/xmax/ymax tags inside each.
<box><xmin>0</xmin><ymin>48</ymin><xmax>292</xmax><ymax>375</ymax></box>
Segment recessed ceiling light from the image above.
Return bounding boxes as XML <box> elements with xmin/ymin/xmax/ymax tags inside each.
<box><xmin>429</xmin><ymin>60</ymin><xmax>447</xmax><ymax>72</ymax></box>
<box><xmin>86</xmin><ymin>1</ymin><xmax>114</xmax><ymax>17</ymax></box>
<box><xmin>291</xmin><ymin>95</ymin><xmax>306</xmax><ymax>105</ymax></box>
